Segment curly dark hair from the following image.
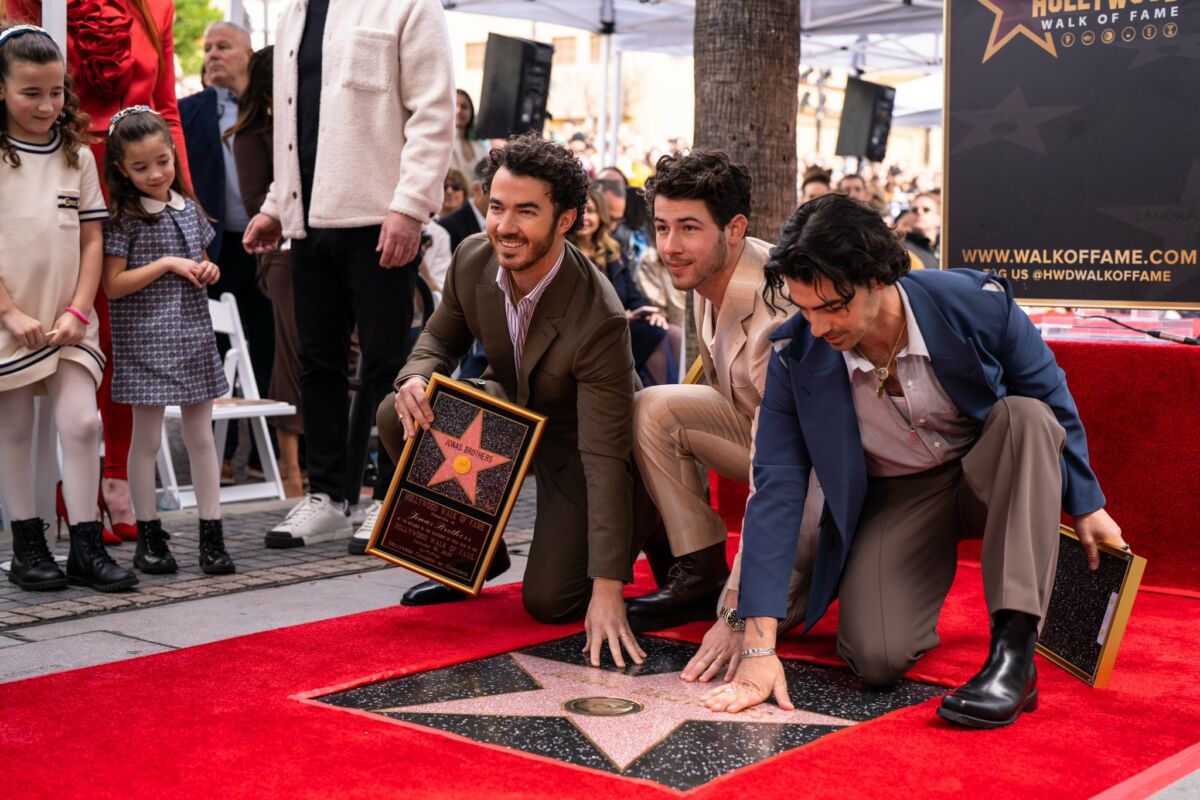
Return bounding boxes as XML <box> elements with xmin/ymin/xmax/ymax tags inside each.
<box><xmin>642</xmin><ymin>150</ymin><xmax>752</xmax><ymax>229</ymax></box>
<box><xmin>105</xmin><ymin>109</ymin><xmax>203</xmax><ymax>227</ymax></box>
<box><xmin>0</xmin><ymin>22</ymin><xmax>91</xmax><ymax>169</ymax></box>
<box><xmin>482</xmin><ymin>131</ymin><xmax>589</xmax><ymax>235</ymax></box>
<box><xmin>763</xmin><ymin>193</ymin><xmax>910</xmax><ymax>312</ymax></box>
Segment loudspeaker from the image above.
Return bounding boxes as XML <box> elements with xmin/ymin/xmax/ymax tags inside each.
<box><xmin>835</xmin><ymin>77</ymin><xmax>896</xmax><ymax>162</ymax></box>
<box><xmin>475</xmin><ymin>34</ymin><xmax>554</xmax><ymax>140</ymax></box>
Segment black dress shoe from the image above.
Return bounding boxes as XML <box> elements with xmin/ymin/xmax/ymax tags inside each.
<box><xmin>938</xmin><ymin>610</ymin><xmax>1039</xmax><ymax>729</ymax></box>
<box><xmin>400</xmin><ymin>547</ymin><xmax>511</xmax><ymax>606</ymax></box>
<box><xmin>625</xmin><ymin>541</ymin><xmax>729</xmax><ymax>632</ymax></box>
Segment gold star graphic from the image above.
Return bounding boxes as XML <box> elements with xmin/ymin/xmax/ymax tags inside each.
<box><xmin>977</xmin><ymin>0</ymin><xmax>1058</xmax><ymax>63</ymax></box>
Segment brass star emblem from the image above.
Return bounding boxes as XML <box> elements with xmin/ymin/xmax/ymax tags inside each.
<box><xmin>977</xmin><ymin>0</ymin><xmax>1058</xmax><ymax>63</ymax></box>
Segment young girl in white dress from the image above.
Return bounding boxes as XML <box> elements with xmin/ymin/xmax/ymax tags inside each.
<box><xmin>102</xmin><ymin>106</ymin><xmax>235</xmax><ymax>576</ymax></box>
<box><xmin>0</xmin><ymin>24</ymin><xmax>137</xmax><ymax>592</ymax></box>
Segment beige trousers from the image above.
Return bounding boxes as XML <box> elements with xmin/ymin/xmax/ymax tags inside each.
<box><xmin>836</xmin><ymin>397</ymin><xmax>1066</xmax><ymax>686</ymax></box>
<box><xmin>633</xmin><ymin>384</ymin><xmax>823</xmax><ymax>634</ymax></box>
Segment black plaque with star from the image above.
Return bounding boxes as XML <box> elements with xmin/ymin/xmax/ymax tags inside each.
<box><xmin>366</xmin><ymin>374</ymin><xmax>546</xmax><ymax>595</ymax></box>
<box><xmin>946</xmin><ymin>0</ymin><xmax>1200</xmax><ymax>308</ymax></box>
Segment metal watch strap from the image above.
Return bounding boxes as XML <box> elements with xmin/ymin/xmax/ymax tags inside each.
<box><xmin>718</xmin><ymin>605</ymin><xmax>745</xmax><ymax>631</ymax></box>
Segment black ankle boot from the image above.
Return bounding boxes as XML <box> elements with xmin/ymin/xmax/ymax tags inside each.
<box><xmin>66</xmin><ymin>521</ymin><xmax>138</xmax><ymax>592</ymax></box>
<box><xmin>400</xmin><ymin>547</ymin><xmax>511</xmax><ymax>606</ymax></box>
<box><xmin>8</xmin><ymin>518</ymin><xmax>67</xmax><ymax>591</ymax></box>
<box><xmin>198</xmin><ymin>519</ymin><xmax>235</xmax><ymax>575</ymax></box>
<box><xmin>133</xmin><ymin>519</ymin><xmax>177</xmax><ymax>574</ymax></box>
<box><xmin>625</xmin><ymin>541</ymin><xmax>730</xmax><ymax>632</ymax></box>
<box><xmin>938</xmin><ymin>610</ymin><xmax>1039</xmax><ymax>728</ymax></box>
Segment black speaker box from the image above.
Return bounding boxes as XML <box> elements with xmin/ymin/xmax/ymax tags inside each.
<box><xmin>475</xmin><ymin>34</ymin><xmax>554</xmax><ymax>140</ymax></box>
<box><xmin>835</xmin><ymin>77</ymin><xmax>896</xmax><ymax>162</ymax></box>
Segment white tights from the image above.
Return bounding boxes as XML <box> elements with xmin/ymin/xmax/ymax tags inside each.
<box><xmin>129</xmin><ymin>402</ymin><xmax>221</xmax><ymax>521</ymax></box>
<box><xmin>0</xmin><ymin>362</ymin><xmax>100</xmax><ymax>524</ymax></box>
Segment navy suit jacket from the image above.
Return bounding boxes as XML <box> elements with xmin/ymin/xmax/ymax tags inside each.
<box><xmin>738</xmin><ymin>268</ymin><xmax>1106</xmax><ymax>629</ymax></box>
<box><xmin>179</xmin><ymin>87</ymin><xmax>227</xmax><ymax>256</ymax></box>
<box><xmin>438</xmin><ymin>201</ymin><xmax>483</xmax><ymax>253</ymax></box>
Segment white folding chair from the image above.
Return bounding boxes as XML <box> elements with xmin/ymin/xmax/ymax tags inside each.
<box><xmin>156</xmin><ymin>292</ymin><xmax>296</xmax><ymax>510</ymax></box>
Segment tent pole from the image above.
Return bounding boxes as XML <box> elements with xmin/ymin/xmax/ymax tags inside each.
<box><xmin>609</xmin><ymin>47</ymin><xmax>622</xmax><ymax>167</ymax></box>
<box><xmin>597</xmin><ymin>34</ymin><xmax>610</xmax><ymax>166</ymax></box>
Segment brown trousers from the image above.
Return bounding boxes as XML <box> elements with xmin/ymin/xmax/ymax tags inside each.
<box><xmin>377</xmin><ymin>392</ymin><xmax>659</xmax><ymax>623</ymax></box>
<box><xmin>836</xmin><ymin>397</ymin><xmax>1065</xmax><ymax>686</ymax></box>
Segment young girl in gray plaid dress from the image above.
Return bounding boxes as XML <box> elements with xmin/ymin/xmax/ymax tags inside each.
<box><xmin>101</xmin><ymin>107</ymin><xmax>235</xmax><ymax>576</ymax></box>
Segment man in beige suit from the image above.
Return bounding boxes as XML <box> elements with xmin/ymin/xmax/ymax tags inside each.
<box><xmin>379</xmin><ymin>134</ymin><xmax>656</xmax><ymax>669</ymax></box>
<box><xmin>626</xmin><ymin>153</ymin><xmax>822</xmax><ymax>678</ymax></box>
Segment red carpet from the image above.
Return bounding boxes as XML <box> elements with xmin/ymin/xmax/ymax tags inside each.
<box><xmin>1</xmin><ymin>555</ymin><xmax>1198</xmax><ymax>799</ymax></box>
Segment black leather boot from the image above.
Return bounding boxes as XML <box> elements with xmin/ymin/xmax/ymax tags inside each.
<box><xmin>198</xmin><ymin>519</ymin><xmax>236</xmax><ymax>575</ymax></box>
<box><xmin>66</xmin><ymin>521</ymin><xmax>138</xmax><ymax>592</ymax></box>
<box><xmin>640</xmin><ymin>522</ymin><xmax>676</xmax><ymax>588</ymax></box>
<box><xmin>400</xmin><ymin>547</ymin><xmax>511</xmax><ymax>606</ymax></box>
<box><xmin>133</xmin><ymin>519</ymin><xmax>177</xmax><ymax>574</ymax></box>
<box><xmin>938</xmin><ymin>610</ymin><xmax>1039</xmax><ymax>728</ymax></box>
<box><xmin>8</xmin><ymin>518</ymin><xmax>67</xmax><ymax>591</ymax></box>
<box><xmin>625</xmin><ymin>541</ymin><xmax>730</xmax><ymax>632</ymax></box>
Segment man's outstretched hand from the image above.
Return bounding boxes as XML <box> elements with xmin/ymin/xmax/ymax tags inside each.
<box><xmin>583</xmin><ymin>578</ymin><xmax>645</xmax><ymax>669</ymax></box>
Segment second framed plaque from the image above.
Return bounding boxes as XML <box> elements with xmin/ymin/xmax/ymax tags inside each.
<box><xmin>367</xmin><ymin>374</ymin><xmax>546</xmax><ymax>595</ymax></box>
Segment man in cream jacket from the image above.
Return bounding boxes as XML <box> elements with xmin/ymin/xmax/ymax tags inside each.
<box><xmin>244</xmin><ymin>0</ymin><xmax>455</xmax><ymax>545</ymax></box>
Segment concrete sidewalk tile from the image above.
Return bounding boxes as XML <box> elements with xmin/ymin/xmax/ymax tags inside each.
<box><xmin>0</xmin><ymin>631</ymin><xmax>172</xmax><ymax>684</ymax></box>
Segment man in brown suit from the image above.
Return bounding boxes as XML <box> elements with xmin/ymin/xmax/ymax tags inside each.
<box><xmin>379</xmin><ymin>133</ymin><xmax>654</xmax><ymax>668</ymax></box>
<box><xmin>626</xmin><ymin>152</ymin><xmax>822</xmax><ymax>680</ymax></box>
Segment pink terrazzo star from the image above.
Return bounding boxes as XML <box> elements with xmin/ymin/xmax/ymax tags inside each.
<box><xmin>382</xmin><ymin>653</ymin><xmax>855</xmax><ymax>770</ymax></box>
<box><xmin>427</xmin><ymin>411</ymin><xmax>511</xmax><ymax>505</ymax></box>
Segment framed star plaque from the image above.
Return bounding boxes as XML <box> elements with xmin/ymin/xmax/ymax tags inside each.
<box><xmin>1036</xmin><ymin>525</ymin><xmax>1146</xmax><ymax>688</ymax></box>
<box><xmin>367</xmin><ymin>374</ymin><xmax>545</xmax><ymax>595</ymax></box>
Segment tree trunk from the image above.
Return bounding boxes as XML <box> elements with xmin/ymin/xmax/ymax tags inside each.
<box><xmin>693</xmin><ymin>0</ymin><xmax>800</xmax><ymax>243</ymax></box>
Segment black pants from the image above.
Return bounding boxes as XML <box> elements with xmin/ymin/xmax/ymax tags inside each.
<box><xmin>291</xmin><ymin>225</ymin><xmax>416</xmax><ymax>503</ymax></box>
<box><xmin>211</xmin><ymin>232</ymin><xmax>276</xmax><ymax>464</ymax></box>
<box><xmin>211</xmin><ymin>232</ymin><xmax>275</xmax><ymax>396</ymax></box>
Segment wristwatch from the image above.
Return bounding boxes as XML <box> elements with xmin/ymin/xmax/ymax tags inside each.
<box><xmin>718</xmin><ymin>605</ymin><xmax>745</xmax><ymax>631</ymax></box>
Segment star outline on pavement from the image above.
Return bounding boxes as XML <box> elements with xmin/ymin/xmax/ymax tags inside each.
<box><xmin>374</xmin><ymin>652</ymin><xmax>854</xmax><ymax>771</ymax></box>
<box><xmin>426</xmin><ymin>410</ymin><xmax>511</xmax><ymax>506</ymax></box>
<box><xmin>977</xmin><ymin>0</ymin><xmax>1058</xmax><ymax>63</ymax></box>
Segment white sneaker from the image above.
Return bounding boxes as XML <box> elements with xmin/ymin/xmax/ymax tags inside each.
<box><xmin>264</xmin><ymin>493</ymin><xmax>352</xmax><ymax>548</ymax></box>
<box><xmin>348</xmin><ymin>500</ymin><xmax>384</xmax><ymax>555</ymax></box>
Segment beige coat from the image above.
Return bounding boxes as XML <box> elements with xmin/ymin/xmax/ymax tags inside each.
<box><xmin>261</xmin><ymin>0</ymin><xmax>455</xmax><ymax>239</ymax></box>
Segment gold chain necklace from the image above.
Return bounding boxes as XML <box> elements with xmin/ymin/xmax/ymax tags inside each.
<box><xmin>855</xmin><ymin>310</ymin><xmax>908</xmax><ymax>399</ymax></box>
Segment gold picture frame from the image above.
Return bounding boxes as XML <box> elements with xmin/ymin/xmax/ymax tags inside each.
<box><xmin>1036</xmin><ymin>525</ymin><xmax>1146</xmax><ymax>688</ymax></box>
<box><xmin>366</xmin><ymin>374</ymin><xmax>546</xmax><ymax>595</ymax></box>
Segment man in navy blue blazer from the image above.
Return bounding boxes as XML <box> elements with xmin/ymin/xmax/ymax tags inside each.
<box><xmin>701</xmin><ymin>194</ymin><xmax>1125</xmax><ymax>729</ymax></box>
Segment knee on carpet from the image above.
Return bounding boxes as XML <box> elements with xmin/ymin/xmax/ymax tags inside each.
<box><xmin>839</xmin><ymin>638</ymin><xmax>917</xmax><ymax>687</ymax></box>
<box><xmin>522</xmin><ymin>583</ymin><xmax>586</xmax><ymax>625</ymax></box>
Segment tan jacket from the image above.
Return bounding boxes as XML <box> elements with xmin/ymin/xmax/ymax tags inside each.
<box><xmin>399</xmin><ymin>235</ymin><xmax>641</xmax><ymax>581</ymax></box>
<box><xmin>261</xmin><ymin>0</ymin><xmax>454</xmax><ymax>238</ymax></box>
<box><xmin>695</xmin><ymin>237</ymin><xmax>791</xmax><ymax>425</ymax></box>
<box><xmin>698</xmin><ymin>238</ymin><xmax>802</xmax><ymax>599</ymax></box>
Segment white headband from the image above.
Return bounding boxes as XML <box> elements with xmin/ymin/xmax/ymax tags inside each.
<box><xmin>0</xmin><ymin>24</ymin><xmax>52</xmax><ymax>47</ymax></box>
<box><xmin>108</xmin><ymin>105</ymin><xmax>163</xmax><ymax>136</ymax></box>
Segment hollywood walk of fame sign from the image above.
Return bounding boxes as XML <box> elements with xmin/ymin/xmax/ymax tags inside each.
<box><xmin>367</xmin><ymin>374</ymin><xmax>545</xmax><ymax>594</ymax></box>
<box><xmin>946</xmin><ymin>0</ymin><xmax>1200</xmax><ymax>308</ymax></box>
<box><xmin>307</xmin><ymin>635</ymin><xmax>947</xmax><ymax>791</ymax></box>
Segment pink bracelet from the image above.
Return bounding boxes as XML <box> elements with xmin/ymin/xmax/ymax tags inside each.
<box><xmin>65</xmin><ymin>306</ymin><xmax>90</xmax><ymax>325</ymax></box>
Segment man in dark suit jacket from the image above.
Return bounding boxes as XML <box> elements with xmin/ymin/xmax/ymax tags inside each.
<box><xmin>180</xmin><ymin>22</ymin><xmax>273</xmax><ymax>394</ymax></box>
<box><xmin>703</xmin><ymin>195</ymin><xmax>1125</xmax><ymax>729</ymax></box>
<box><xmin>378</xmin><ymin>134</ymin><xmax>656</xmax><ymax>669</ymax></box>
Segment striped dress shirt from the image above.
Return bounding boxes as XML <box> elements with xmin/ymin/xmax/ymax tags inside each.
<box><xmin>495</xmin><ymin>246</ymin><xmax>566</xmax><ymax>373</ymax></box>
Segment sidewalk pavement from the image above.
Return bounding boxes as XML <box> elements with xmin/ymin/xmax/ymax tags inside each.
<box><xmin>0</xmin><ymin>484</ymin><xmax>535</xmax><ymax>684</ymax></box>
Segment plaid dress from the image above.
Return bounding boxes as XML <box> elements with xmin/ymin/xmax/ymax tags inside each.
<box><xmin>103</xmin><ymin>195</ymin><xmax>229</xmax><ymax>405</ymax></box>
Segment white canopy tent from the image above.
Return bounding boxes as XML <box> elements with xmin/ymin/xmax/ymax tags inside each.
<box><xmin>441</xmin><ymin>0</ymin><xmax>944</xmax><ymax>163</ymax></box>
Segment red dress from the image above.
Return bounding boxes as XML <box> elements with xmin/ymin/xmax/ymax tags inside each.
<box><xmin>10</xmin><ymin>0</ymin><xmax>192</xmax><ymax>485</ymax></box>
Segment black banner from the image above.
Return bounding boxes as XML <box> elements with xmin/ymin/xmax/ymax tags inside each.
<box><xmin>946</xmin><ymin>0</ymin><xmax>1200</xmax><ymax>308</ymax></box>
